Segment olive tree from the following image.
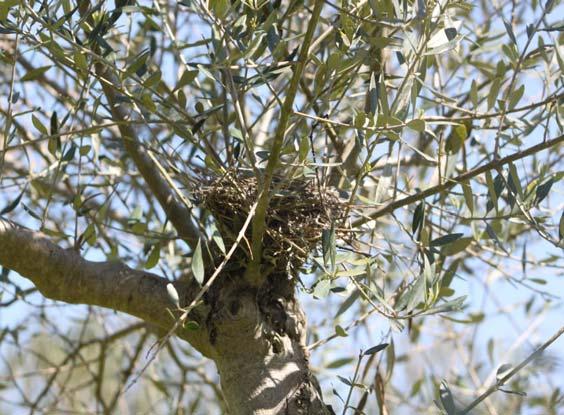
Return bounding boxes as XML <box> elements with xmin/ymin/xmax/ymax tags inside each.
<box><xmin>0</xmin><ymin>0</ymin><xmax>563</xmax><ymax>414</ymax></box>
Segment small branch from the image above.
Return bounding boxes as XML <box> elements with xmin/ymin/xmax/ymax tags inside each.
<box><xmin>353</xmin><ymin>134</ymin><xmax>564</xmax><ymax>228</ymax></box>
<box><xmin>458</xmin><ymin>324</ymin><xmax>564</xmax><ymax>414</ymax></box>
<box><xmin>95</xmin><ymin>67</ymin><xmax>201</xmax><ymax>250</ymax></box>
<box><xmin>293</xmin><ymin>91</ymin><xmax>563</xmax><ymax>131</ymax></box>
<box><xmin>0</xmin><ymin>220</ymin><xmax>212</xmax><ymax>356</ymax></box>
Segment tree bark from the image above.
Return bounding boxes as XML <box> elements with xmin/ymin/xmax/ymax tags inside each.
<box><xmin>207</xmin><ymin>279</ymin><xmax>334</xmax><ymax>414</ymax></box>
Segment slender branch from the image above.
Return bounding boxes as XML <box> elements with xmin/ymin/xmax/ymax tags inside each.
<box><xmin>459</xmin><ymin>324</ymin><xmax>564</xmax><ymax>414</ymax></box>
<box><xmin>353</xmin><ymin>134</ymin><xmax>564</xmax><ymax>227</ymax></box>
<box><xmin>70</xmin><ymin>2</ymin><xmax>201</xmax><ymax>251</ymax></box>
<box><xmin>293</xmin><ymin>91</ymin><xmax>563</xmax><ymax>131</ymax></box>
<box><xmin>0</xmin><ymin>219</ymin><xmax>212</xmax><ymax>356</ymax></box>
<box><xmin>246</xmin><ymin>0</ymin><xmax>325</xmax><ymax>286</ymax></box>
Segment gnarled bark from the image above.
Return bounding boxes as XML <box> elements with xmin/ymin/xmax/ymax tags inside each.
<box><xmin>205</xmin><ymin>275</ymin><xmax>334</xmax><ymax>414</ymax></box>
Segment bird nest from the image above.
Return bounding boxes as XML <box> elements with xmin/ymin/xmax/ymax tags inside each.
<box><xmin>193</xmin><ymin>169</ymin><xmax>348</xmax><ymax>276</ymax></box>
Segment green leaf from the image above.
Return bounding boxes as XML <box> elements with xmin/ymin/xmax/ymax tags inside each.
<box><xmin>470</xmin><ymin>79</ymin><xmax>478</xmax><ymax>109</ymax></box>
<box><xmin>441</xmin><ymin>260</ymin><xmax>459</xmax><ymax>290</ymax></box>
<box><xmin>484</xmin><ymin>223</ymin><xmax>505</xmax><ymax>251</ymax></box>
<box><xmin>419</xmin><ymin>296</ymin><xmax>467</xmax><ymax>316</ymax></box>
<box><xmin>337</xmin><ymin>375</ymin><xmax>352</xmax><ymax>386</ymax></box>
<box><xmin>175</xmin><ymin>69</ymin><xmax>198</xmax><ymax>91</ymax></box>
<box><xmin>313</xmin><ymin>279</ymin><xmax>331</xmax><ymax>298</ymax></box>
<box><xmin>534</xmin><ymin>178</ymin><xmax>554</xmax><ymax>205</ymax></box>
<box><xmin>503</xmin><ymin>18</ymin><xmax>517</xmax><ymax>45</ymax></box>
<box><xmin>412</xmin><ymin>202</ymin><xmax>424</xmax><ymax>234</ymax></box>
<box><xmin>508</xmin><ymin>163</ymin><xmax>523</xmax><ymax>196</ymax></box>
<box><xmin>145</xmin><ymin>244</ymin><xmax>160</xmax><ymax>269</ymax></box>
<box><xmin>430</xmin><ymin>233</ymin><xmax>463</xmax><ymax>247</ymax></box>
<box><xmin>21</xmin><ymin>65</ymin><xmax>52</xmax><ymax>82</ymax></box>
<box><xmin>177</xmin><ymin>89</ymin><xmax>187</xmax><ymax>109</ymax></box>
<box><xmin>211</xmin><ymin>225</ymin><xmax>226</xmax><ymax>255</ymax></box>
<box><xmin>166</xmin><ymin>283</ymin><xmax>180</xmax><ymax>308</ymax></box>
<box><xmin>326</xmin><ymin>357</ymin><xmax>354</xmax><ymax>369</ymax></box>
<box><xmin>529</xmin><ymin>278</ymin><xmax>546</xmax><ymax>285</ymax></box>
<box><xmin>398</xmin><ymin>272</ymin><xmax>426</xmax><ymax>313</ymax></box>
<box><xmin>559</xmin><ymin>211</ymin><xmax>564</xmax><ymax>240</ymax></box>
<box><xmin>50</xmin><ymin>111</ymin><xmax>58</xmax><ymax>136</ymax></box>
<box><xmin>423</xmin><ymin>255</ymin><xmax>435</xmax><ymax>286</ymax></box>
<box><xmin>144</xmin><ymin>69</ymin><xmax>162</xmax><ymax>89</ymax></box>
<box><xmin>123</xmin><ymin>50</ymin><xmax>150</xmax><ymax>79</ymax></box>
<box><xmin>184</xmin><ymin>320</ymin><xmax>200</xmax><ymax>330</ymax></box>
<box><xmin>441</xmin><ymin>237</ymin><xmax>473</xmax><ymax>256</ymax></box>
<box><xmin>364</xmin><ymin>343</ymin><xmax>389</xmax><ymax>356</ymax></box>
<box><xmin>334</xmin><ymin>289</ymin><xmax>360</xmax><ymax>318</ymax></box>
<box><xmin>322</xmin><ymin>224</ymin><xmax>336</xmax><ymax>270</ymax></box>
<box><xmin>439</xmin><ymin>380</ymin><xmax>457</xmax><ymax>415</ymax></box>
<box><xmin>298</xmin><ymin>135</ymin><xmax>310</xmax><ymax>162</ymax></box>
<box><xmin>445</xmin><ymin>123</ymin><xmax>468</xmax><ymax>154</ymax></box>
<box><xmin>486</xmin><ymin>171</ymin><xmax>504</xmax><ymax>212</ymax></box>
<box><xmin>336</xmin><ymin>267</ymin><xmax>366</xmax><ymax>278</ymax></box>
<box><xmin>0</xmin><ymin>0</ymin><xmax>20</xmax><ymax>20</ymax></box>
<box><xmin>487</xmin><ymin>77</ymin><xmax>502</xmax><ymax>110</ymax></box>
<box><xmin>131</xmin><ymin>222</ymin><xmax>147</xmax><ymax>235</ymax></box>
<box><xmin>32</xmin><ymin>115</ymin><xmax>48</xmax><ymax>135</ymax></box>
<box><xmin>191</xmin><ymin>239</ymin><xmax>205</xmax><ymax>284</ymax></box>
<box><xmin>82</xmin><ymin>224</ymin><xmax>97</xmax><ymax>246</ymax></box>
<box><xmin>48</xmin><ymin>132</ymin><xmax>61</xmax><ymax>157</ymax></box>
<box><xmin>210</xmin><ymin>0</ymin><xmax>230</xmax><ymax>18</ymax></box>
<box><xmin>335</xmin><ymin>325</ymin><xmax>348</xmax><ymax>337</ymax></box>
<box><xmin>0</xmin><ymin>186</ymin><xmax>25</xmax><ymax>215</ymax></box>
<box><xmin>354</xmin><ymin>112</ymin><xmax>366</xmax><ymax>129</ymax></box>
<box><xmin>407</xmin><ymin>119</ymin><xmax>426</xmax><ymax>132</ymax></box>
<box><xmin>508</xmin><ymin>84</ymin><xmax>525</xmax><ymax>110</ymax></box>
<box><xmin>62</xmin><ymin>143</ymin><xmax>76</xmax><ymax>161</ymax></box>
<box><xmin>496</xmin><ymin>363</ymin><xmax>513</xmax><ymax>382</ymax></box>
<box><xmin>461</xmin><ymin>181</ymin><xmax>474</xmax><ymax>214</ymax></box>
<box><xmin>443</xmin><ymin>311</ymin><xmax>484</xmax><ymax>324</ymax></box>
<box><xmin>243</xmin><ymin>31</ymin><xmax>266</xmax><ymax>59</ymax></box>
<box><xmin>74</xmin><ymin>50</ymin><xmax>88</xmax><ymax>73</ymax></box>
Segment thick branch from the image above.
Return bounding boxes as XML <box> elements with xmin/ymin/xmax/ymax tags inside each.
<box><xmin>0</xmin><ymin>220</ymin><xmax>213</xmax><ymax>357</ymax></box>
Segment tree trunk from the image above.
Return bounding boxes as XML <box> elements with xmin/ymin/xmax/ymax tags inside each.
<box><xmin>204</xmin><ymin>274</ymin><xmax>334</xmax><ymax>414</ymax></box>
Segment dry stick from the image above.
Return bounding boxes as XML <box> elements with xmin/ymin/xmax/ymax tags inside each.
<box><xmin>353</xmin><ymin>134</ymin><xmax>564</xmax><ymax>228</ymax></box>
<box><xmin>458</xmin><ymin>324</ymin><xmax>564</xmax><ymax>415</ymax></box>
<box><xmin>247</xmin><ymin>0</ymin><xmax>325</xmax><ymax>286</ymax></box>
<box><xmin>124</xmin><ymin>201</ymin><xmax>258</xmax><ymax>392</ymax></box>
